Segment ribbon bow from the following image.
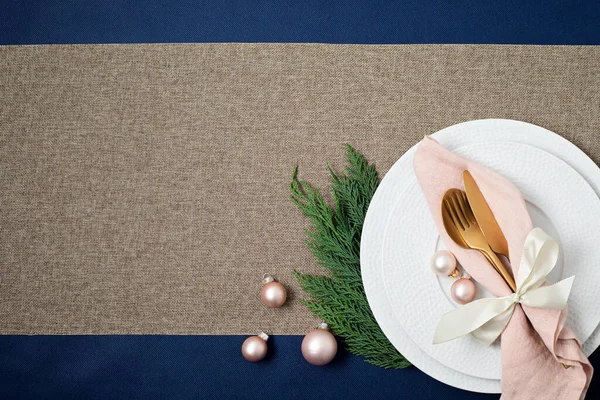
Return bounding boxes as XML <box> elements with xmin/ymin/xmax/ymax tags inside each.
<box><xmin>433</xmin><ymin>228</ymin><xmax>575</xmax><ymax>346</ymax></box>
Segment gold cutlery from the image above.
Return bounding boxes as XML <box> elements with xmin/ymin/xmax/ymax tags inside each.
<box><xmin>463</xmin><ymin>171</ymin><xmax>510</xmax><ymax>260</ymax></box>
<box><xmin>442</xmin><ymin>184</ymin><xmax>570</xmax><ymax>367</ymax></box>
<box><xmin>442</xmin><ymin>189</ymin><xmax>517</xmax><ymax>292</ymax></box>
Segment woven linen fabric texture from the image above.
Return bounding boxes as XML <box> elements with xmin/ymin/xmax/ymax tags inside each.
<box><xmin>0</xmin><ymin>44</ymin><xmax>599</xmax><ymax>334</ymax></box>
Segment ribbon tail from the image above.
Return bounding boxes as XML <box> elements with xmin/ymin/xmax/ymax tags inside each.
<box><xmin>520</xmin><ymin>276</ymin><xmax>575</xmax><ymax>309</ymax></box>
<box><xmin>433</xmin><ymin>296</ymin><xmax>515</xmax><ymax>345</ymax></box>
<box><xmin>471</xmin><ymin>304</ymin><xmax>516</xmax><ymax>346</ymax></box>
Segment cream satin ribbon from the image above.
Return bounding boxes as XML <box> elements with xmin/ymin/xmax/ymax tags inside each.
<box><xmin>433</xmin><ymin>227</ymin><xmax>575</xmax><ymax>346</ymax></box>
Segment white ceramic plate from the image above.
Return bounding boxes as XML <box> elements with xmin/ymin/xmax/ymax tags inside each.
<box><xmin>361</xmin><ymin>119</ymin><xmax>600</xmax><ymax>393</ymax></box>
<box><xmin>382</xmin><ymin>142</ymin><xmax>600</xmax><ymax>379</ymax></box>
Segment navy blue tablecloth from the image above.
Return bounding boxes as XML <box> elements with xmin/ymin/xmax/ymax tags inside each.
<box><xmin>2</xmin><ymin>1</ymin><xmax>600</xmax><ymax>399</ymax></box>
<box><xmin>1</xmin><ymin>0</ymin><xmax>600</xmax><ymax>45</ymax></box>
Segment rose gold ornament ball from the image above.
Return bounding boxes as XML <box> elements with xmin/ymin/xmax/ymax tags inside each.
<box><xmin>261</xmin><ymin>281</ymin><xmax>287</xmax><ymax>308</ymax></box>
<box><xmin>241</xmin><ymin>334</ymin><xmax>268</xmax><ymax>362</ymax></box>
<box><xmin>430</xmin><ymin>250</ymin><xmax>457</xmax><ymax>276</ymax></box>
<box><xmin>301</xmin><ymin>324</ymin><xmax>338</xmax><ymax>366</ymax></box>
<box><xmin>451</xmin><ymin>278</ymin><xmax>477</xmax><ymax>305</ymax></box>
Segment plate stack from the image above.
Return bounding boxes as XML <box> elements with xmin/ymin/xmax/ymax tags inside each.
<box><xmin>361</xmin><ymin>119</ymin><xmax>600</xmax><ymax>393</ymax></box>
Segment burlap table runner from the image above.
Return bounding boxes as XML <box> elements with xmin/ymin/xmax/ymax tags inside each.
<box><xmin>0</xmin><ymin>44</ymin><xmax>598</xmax><ymax>334</ymax></box>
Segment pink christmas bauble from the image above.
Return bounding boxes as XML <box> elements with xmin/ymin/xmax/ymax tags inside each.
<box><xmin>261</xmin><ymin>281</ymin><xmax>287</xmax><ymax>308</ymax></box>
<box><xmin>242</xmin><ymin>333</ymin><xmax>268</xmax><ymax>362</ymax></box>
<box><xmin>301</xmin><ymin>325</ymin><xmax>337</xmax><ymax>366</ymax></box>
<box><xmin>451</xmin><ymin>278</ymin><xmax>476</xmax><ymax>305</ymax></box>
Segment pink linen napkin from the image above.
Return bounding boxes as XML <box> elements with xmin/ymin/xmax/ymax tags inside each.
<box><xmin>413</xmin><ymin>136</ymin><xmax>593</xmax><ymax>399</ymax></box>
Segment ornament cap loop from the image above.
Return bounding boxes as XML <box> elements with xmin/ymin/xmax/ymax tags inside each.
<box><xmin>258</xmin><ymin>332</ymin><xmax>269</xmax><ymax>341</ymax></box>
<box><xmin>262</xmin><ymin>274</ymin><xmax>275</xmax><ymax>284</ymax></box>
<box><xmin>318</xmin><ymin>322</ymin><xmax>329</xmax><ymax>330</ymax></box>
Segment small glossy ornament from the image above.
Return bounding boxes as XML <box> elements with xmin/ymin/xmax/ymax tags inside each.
<box><xmin>241</xmin><ymin>332</ymin><xmax>269</xmax><ymax>362</ymax></box>
<box><xmin>261</xmin><ymin>274</ymin><xmax>287</xmax><ymax>308</ymax></box>
<box><xmin>451</xmin><ymin>278</ymin><xmax>477</xmax><ymax>305</ymax></box>
<box><xmin>430</xmin><ymin>250</ymin><xmax>459</xmax><ymax>277</ymax></box>
<box><xmin>301</xmin><ymin>323</ymin><xmax>338</xmax><ymax>366</ymax></box>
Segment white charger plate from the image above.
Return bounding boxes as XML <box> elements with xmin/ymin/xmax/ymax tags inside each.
<box><xmin>382</xmin><ymin>141</ymin><xmax>600</xmax><ymax>379</ymax></box>
<box><xmin>361</xmin><ymin>119</ymin><xmax>600</xmax><ymax>393</ymax></box>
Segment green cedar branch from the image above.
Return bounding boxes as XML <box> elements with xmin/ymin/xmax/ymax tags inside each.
<box><xmin>291</xmin><ymin>144</ymin><xmax>411</xmax><ymax>369</ymax></box>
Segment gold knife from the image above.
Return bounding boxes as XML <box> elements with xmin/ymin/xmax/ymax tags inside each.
<box><xmin>463</xmin><ymin>170</ymin><xmax>510</xmax><ymax>260</ymax></box>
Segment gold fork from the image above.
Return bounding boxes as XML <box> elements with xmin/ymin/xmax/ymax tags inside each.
<box><xmin>441</xmin><ymin>188</ymin><xmax>517</xmax><ymax>292</ymax></box>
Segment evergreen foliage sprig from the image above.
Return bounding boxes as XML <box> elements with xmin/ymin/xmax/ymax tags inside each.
<box><xmin>290</xmin><ymin>145</ymin><xmax>411</xmax><ymax>369</ymax></box>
